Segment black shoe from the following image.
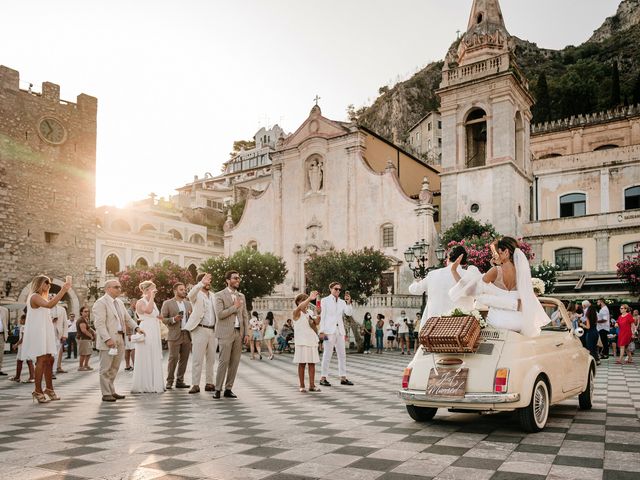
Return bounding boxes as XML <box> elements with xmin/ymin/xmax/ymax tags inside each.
<box><xmin>601</xmin><ymin>355</ymin><xmax>609</xmax><ymax>359</ymax></box>
<box><xmin>175</xmin><ymin>382</ymin><xmax>190</xmax><ymax>389</ymax></box>
<box><xmin>223</xmin><ymin>390</ymin><xmax>237</xmax><ymax>398</ymax></box>
<box><xmin>340</xmin><ymin>379</ymin><xmax>354</xmax><ymax>386</ymax></box>
<box><xmin>319</xmin><ymin>379</ymin><xmax>331</xmax><ymax>387</ymax></box>
<box><xmin>0</xmin><ymin>371</ymin><xmax>7</xmax><ymax>376</ymax></box>
<box><xmin>212</xmin><ymin>390</ymin><xmax>221</xmax><ymax>399</ymax></box>
<box><xmin>102</xmin><ymin>395</ymin><xmax>116</xmax><ymax>402</ymax></box>
<box><xmin>112</xmin><ymin>393</ymin><xmax>126</xmax><ymax>400</ymax></box>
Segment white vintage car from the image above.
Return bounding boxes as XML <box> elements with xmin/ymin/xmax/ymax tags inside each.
<box><xmin>398</xmin><ymin>297</ymin><xmax>595</xmax><ymax>432</ymax></box>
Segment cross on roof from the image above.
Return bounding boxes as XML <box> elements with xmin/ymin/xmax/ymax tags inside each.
<box><xmin>313</xmin><ymin>94</ymin><xmax>321</xmax><ymax>106</ymax></box>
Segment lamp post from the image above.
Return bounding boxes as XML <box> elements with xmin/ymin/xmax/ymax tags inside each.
<box><xmin>405</xmin><ymin>240</ymin><xmax>446</xmax><ymax>316</ymax></box>
<box><xmin>84</xmin><ymin>267</ymin><xmax>101</xmax><ymax>301</ymax></box>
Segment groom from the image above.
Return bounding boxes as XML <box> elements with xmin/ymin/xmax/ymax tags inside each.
<box><xmin>409</xmin><ymin>245</ymin><xmax>479</xmax><ymax>330</ymax></box>
<box><xmin>93</xmin><ymin>279</ymin><xmax>143</xmax><ymax>402</ymax></box>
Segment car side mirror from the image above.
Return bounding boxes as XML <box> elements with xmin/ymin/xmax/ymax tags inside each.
<box><xmin>573</xmin><ymin>327</ymin><xmax>584</xmax><ymax>338</ymax></box>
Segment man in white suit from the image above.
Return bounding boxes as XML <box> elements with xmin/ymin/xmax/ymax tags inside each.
<box><xmin>185</xmin><ymin>272</ymin><xmax>217</xmax><ymax>394</ymax></box>
<box><xmin>0</xmin><ymin>305</ymin><xmax>9</xmax><ymax>376</ymax></box>
<box><xmin>49</xmin><ymin>297</ymin><xmax>69</xmax><ymax>374</ymax></box>
<box><xmin>93</xmin><ymin>279</ymin><xmax>143</xmax><ymax>402</ymax></box>
<box><xmin>409</xmin><ymin>245</ymin><xmax>479</xmax><ymax>332</ymax></box>
<box><xmin>318</xmin><ymin>282</ymin><xmax>354</xmax><ymax>387</ymax></box>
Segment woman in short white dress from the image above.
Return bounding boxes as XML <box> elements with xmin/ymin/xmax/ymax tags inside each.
<box><xmin>131</xmin><ymin>281</ymin><xmax>165</xmax><ymax>394</ymax></box>
<box><xmin>293</xmin><ymin>291</ymin><xmax>321</xmax><ymax>392</ymax></box>
<box><xmin>21</xmin><ymin>275</ymin><xmax>72</xmax><ymax>403</ymax></box>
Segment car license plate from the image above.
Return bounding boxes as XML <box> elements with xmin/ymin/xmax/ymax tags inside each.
<box><xmin>427</xmin><ymin>368</ymin><xmax>468</xmax><ymax>398</ymax></box>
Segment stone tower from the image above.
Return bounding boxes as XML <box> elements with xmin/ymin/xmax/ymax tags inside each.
<box><xmin>0</xmin><ymin>66</ymin><xmax>97</xmax><ymax>313</ymax></box>
<box><xmin>438</xmin><ymin>0</ymin><xmax>534</xmax><ymax>236</ymax></box>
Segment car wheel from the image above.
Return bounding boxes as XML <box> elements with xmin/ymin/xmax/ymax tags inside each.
<box><xmin>517</xmin><ymin>376</ymin><xmax>549</xmax><ymax>433</ymax></box>
<box><xmin>578</xmin><ymin>366</ymin><xmax>594</xmax><ymax>410</ymax></box>
<box><xmin>406</xmin><ymin>404</ymin><xmax>437</xmax><ymax>422</ymax></box>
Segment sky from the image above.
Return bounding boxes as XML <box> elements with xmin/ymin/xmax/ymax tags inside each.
<box><xmin>1</xmin><ymin>0</ymin><xmax>622</xmax><ymax>207</ymax></box>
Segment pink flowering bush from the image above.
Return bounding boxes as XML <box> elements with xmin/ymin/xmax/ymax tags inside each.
<box><xmin>617</xmin><ymin>244</ymin><xmax>640</xmax><ymax>297</ymax></box>
<box><xmin>117</xmin><ymin>261</ymin><xmax>194</xmax><ymax>306</ymax></box>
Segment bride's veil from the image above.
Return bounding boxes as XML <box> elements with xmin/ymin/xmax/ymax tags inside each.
<box><xmin>515</xmin><ymin>248</ymin><xmax>550</xmax><ymax>337</ymax></box>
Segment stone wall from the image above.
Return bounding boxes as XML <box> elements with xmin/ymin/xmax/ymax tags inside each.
<box><xmin>0</xmin><ymin>65</ymin><xmax>97</xmax><ymax>313</ymax></box>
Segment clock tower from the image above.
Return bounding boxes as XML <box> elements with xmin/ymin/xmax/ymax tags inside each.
<box><xmin>437</xmin><ymin>0</ymin><xmax>534</xmax><ymax>236</ymax></box>
<box><xmin>0</xmin><ymin>65</ymin><xmax>97</xmax><ymax>311</ymax></box>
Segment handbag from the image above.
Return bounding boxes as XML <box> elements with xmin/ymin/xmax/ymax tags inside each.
<box><xmin>130</xmin><ymin>333</ymin><xmax>145</xmax><ymax>343</ymax></box>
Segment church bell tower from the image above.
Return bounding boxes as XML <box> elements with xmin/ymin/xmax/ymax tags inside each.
<box><xmin>438</xmin><ymin>0</ymin><xmax>534</xmax><ymax>236</ymax></box>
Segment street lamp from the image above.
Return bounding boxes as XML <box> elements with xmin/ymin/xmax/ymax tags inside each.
<box><xmin>84</xmin><ymin>267</ymin><xmax>102</xmax><ymax>301</ymax></box>
<box><xmin>405</xmin><ymin>240</ymin><xmax>446</xmax><ymax>316</ymax></box>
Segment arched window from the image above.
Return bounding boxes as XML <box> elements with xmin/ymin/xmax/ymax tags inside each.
<box><xmin>168</xmin><ymin>229</ymin><xmax>183</xmax><ymax>240</ymax></box>
<box><xmin>111</xmin><ymin>219</ymin><xmax>131</xmax><ymax>232</ymax></box>
<box><xmin>189</xmin><ymin>233</ymin><xmax>205</xmax><ymax>245</ymax></box>
<box><xmin>135</xmin><ymin>257</ymin><xmax>149</xmax><ymax>268</ymax></box>
<box><xmin>560</xmin><ymin>193</ymin><xmax>586</xmax><ymax>218</ymax></box>
<box><xmin>105</xmin><ymin>254</ymin><xmax>120</xmax><ymax>275</ymax></box>
<box><xmin>539</xmin><ymin>153</ymin><xmax>562</xmax><ymax>159</ymax></box>
<box><xmin>594</xmin><ymin>144</ymin><xmax>618</xmax><ymax>151</ymax></box>
<box><xmin>465</xmin><ymin>108</ymin><xmax>487</xmax><ymax>168</ymax></box>
<box><xmin>187</xmin><ymin>264</ymin><xmax>198</xmax><ymax>282</ymax></box>
<box><xmin>381</xmin><ymin>224</ymin><xmax>394</xmax><ymax>248</ymax></box>
<box><xmin>514</xmin><ymin>111</ymin><xmax>524</xmax><ymax>168</ymax></box>
<box><xmin>623</xmin><ymin>242</ymin><xmax>639</xmax><ymax>261</ymax></box>
<box><xmin>625</xmin><ymin>186</ymin><xmax>640</xmax><ymax>210</ymax></box>
<box><xmin>555</xmin><ymin>248</ymin><xmax>583</xmax><ymax>271</ymax></box>
<box><xmin>139</xmin><ymin>224</ymin><xmax>156</xmax><ymax>234</ymax></box>
<box><xmin>247</xmin><ymin>241</ymin><xmax>258</xmax><ymax>251</ymax></box>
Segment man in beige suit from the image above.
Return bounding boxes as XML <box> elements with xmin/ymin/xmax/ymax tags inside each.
<box><xmin>93</xmin><ymin>279</ymin><xmax>143</xmax><ymax>402</ymax></box>
<box><xmin>213</xmin><ymin>270</ymin><xmax>249</xmax><ymax>399</ymax></box>
<box><xmin>0</xmin><ymin>306</ymin><xmax>9</xmax><ymax>376</ymax></box>
<box><xmin>185</xmin><ymin>273</ymin><xmax>217</xmax><ymax>394</ymax></box>
<box><xmin>50</xmin><ymin>298</ymin><xmax>69</xmax><ymax>374</ymax></box>
<box><xmin>160</xmin><ymin>282</ymin><xmax>192</xmax><ymax>390</ymax></box>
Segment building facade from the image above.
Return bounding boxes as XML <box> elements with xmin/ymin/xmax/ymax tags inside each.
<box><xmin>408</xmin><ymin>111</ymin><xmax>443</xmax><ymax>166</ymax></box>
<box><xmin>0</xmin><ymin>65</ymin><xmax>97</xmax><ymax>315</ymax></box>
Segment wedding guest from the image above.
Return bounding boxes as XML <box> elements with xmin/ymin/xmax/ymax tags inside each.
<box><xmin>50</xmin><ymin>297</ymin><xmax>69</xmax><ymax>374</ymax></box>
<box><xmin>263</xmin><ymin>312</ymin><xmax>276</xmax><ymax>360</ymax></box>
<box><xmin>21</xmin><ymin>275</ymin><xmax>71</xmax><ymax>403</ymax></box>
<box><xmin>9</xmin><ymin>314</ymin><xmax>35</xmax><ymax>383</ymax></box>
<box><xmin>66</xmin><ymin>313</ymin><xmax>78</xmax><ymax>360</ymax></box>
<box><xmin>186</xmin><ymin>273</ymin><xmax>217</xmax><ymax>394</ymax></box>
<box><xmin>318</xmin><ymin>282</ymin><xmax>354</xmax><ymax>387</ymax></box>
<box><xmin>277</xmin><ymin>319</ymin><xmax>294</xmax><ymax>353</ymax></box>
<box><xmin>596</xmin><ymin>298</ymin><xmax>610</xmax><ymax>359</ymax></box>
<box><xmin>362</xmin><ymin>312</ymin><xmax>372</xmax><ymax>355</ymax></box>
<box><xmin>160</xmin><ymin>282</ymin><xmax>192</xmax><ymax>389</ymax></box>
<box><xmin>249</xmin><ymin>311</ymin><xmax>264</xmax><ymax>360</ymax></box>
<box><xmin>293</xmin><ymin>291</ymin><xmax>321</xmax><ymax>392</ymax></box>
<box><xmin>582</xmin><ymin>304</ymin><xmax>600</xmax><ymax>364</ymax></box>
<box><xmin>93</xmin><ymin>279</ymin><xmax>144</xmax><ymax>402</ymax></box>
<box><xmin>76</xmin><ymin>306</ymin><xmax>95</xmax><ymax>371</ymax></box>
<box><xmin>0</xmin><ymin>305</ymin><xmax>9</xmax><ymax>375</ymax></box>
<box><xmin>616</xmin><ymin>304</ymin><xmax>635</xmax><ymax>365</ymax></box>
<box><xmin>213</xmin><ymin>270</ymin><xmax>250</xmax><ymax>399</ymax></box>
<box><xmin>413</xmin><ymin>312</ymin><xmax>421</xmax><ymax>352</ymax></box>
<box><xmin>397</xmin><ymin>310</ymin><xmax>411</xmax><ymax>355</ymax></box>
<box><xmin>375</xmin><ymin>314</ymin><xmax>385</xmax><ymax>354</ymax></box>
<box><xmin>124</xmin><ymin>299</ymin><xmax>137</xmax><ymax>371</ymax></box>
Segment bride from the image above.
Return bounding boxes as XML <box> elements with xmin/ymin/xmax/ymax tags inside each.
<box><xmin>131</xmin><ymin>281</ymin><xmax>165</xmax><ymax>393</ymax></box>
<box><xmin>450</xmin><ymin>237</ymin><xmax>550</xmax><ymax>337</ymax></box>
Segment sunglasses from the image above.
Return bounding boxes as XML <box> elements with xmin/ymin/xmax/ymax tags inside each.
<box><xmin>110</xmin><ymin>285</ymin><xmax>122</xmax><ymax>290</ymax></box>
<box><xmin>333</xmin><ymin>287</ymin><xmax>342</xmax><ymax>291</ymax></box>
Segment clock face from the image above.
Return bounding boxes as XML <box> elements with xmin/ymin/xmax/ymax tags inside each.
<box><xmin>39</xmin><ymin>117</ymin><xmax>66</xmax><ymax>144</ymax></box>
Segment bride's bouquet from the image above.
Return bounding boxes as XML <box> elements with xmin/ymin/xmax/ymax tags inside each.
<box><xmin>446</xmin><ymin>308</ymin><xmax>487</xmax><ymax>329</ymax></box>
<box><xmin>531</xmin><ymin>278</ymin><xmax>545</xmax><ymax>296</ymax></box>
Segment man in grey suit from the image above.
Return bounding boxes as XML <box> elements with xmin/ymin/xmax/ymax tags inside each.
<box><xmin>93</xmin><ymin>279</ymin><xmax>143</xmax><ymax>402</ymax></box>
<box><xmin>160</xmin><ymin>282</ymin><xmax>192</xmax><ymax>390</ymax></box>
<box><xmin>213</xmin><ymin>270</ymin><xmax>249</xmax><ymax>399</ymax></box>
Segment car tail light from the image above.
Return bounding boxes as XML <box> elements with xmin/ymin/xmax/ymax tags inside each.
<box><xmin>494</xmin><ymin>368</ymin><xmax>509</xmax><ymax>393</ymax></box>
<box><xmin>402</xmin><ymin>367</ymin><xmax>412</xmax><ymax>389</ymax></box>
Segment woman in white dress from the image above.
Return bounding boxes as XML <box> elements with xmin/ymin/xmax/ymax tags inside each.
<box><xmin>21</xmin><ymin>275</ymin><xmax>72</xmax><ymax>403</ymax></box>
<box><xmin>292</xmin><ymin>291</ymin><xmax>321</xmax><ymax>392</ymax></box>
<box><xmin>450</xmin><ymin>237</ymin><xmax>550</xmax><ymax>337</ymax></box>
<box><xmin>131</xmin><ymin>281</ymin><xmax>165</xmax><ymax>393</ymax></box>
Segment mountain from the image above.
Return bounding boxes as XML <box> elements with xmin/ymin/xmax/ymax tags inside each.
<box><xmin>356</xmin><ymin>0</ymin><xmax>640</xmax><ymax>145</ymax></box>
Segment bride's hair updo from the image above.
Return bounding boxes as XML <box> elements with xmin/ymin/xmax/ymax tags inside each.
<box><xmin>139</xmin><ymin>280</ymin><xmax>156</xmax><ymax>293</ymax></box>
<box><xmin>496</xmin><ymin>236</ymin><xmax>519</xmax><ymax>260</ymax></box>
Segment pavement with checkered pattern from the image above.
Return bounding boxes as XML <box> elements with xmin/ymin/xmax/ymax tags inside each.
<box><xmin>0</xmin><ymin>349</ymin><xmax>639</xmax><ymax>480</ymax></box>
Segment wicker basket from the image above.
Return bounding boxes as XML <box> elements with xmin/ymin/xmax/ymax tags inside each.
<box><xmin>419</xmin><ymin>316</ymin><xmax>481</xmax><ymax>353</ymax></box>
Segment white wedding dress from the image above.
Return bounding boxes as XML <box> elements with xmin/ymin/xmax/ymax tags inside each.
<box><xmin>131</xmin><ymin>299</ymin><xmax>165</xmax><ymax>393</ymax></box>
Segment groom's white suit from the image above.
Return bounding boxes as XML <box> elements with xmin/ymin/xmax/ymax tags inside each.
<box><xmin>409</xmin><ymin>265</ymin><xmax>480</xmax><ymax>330</ymax></box>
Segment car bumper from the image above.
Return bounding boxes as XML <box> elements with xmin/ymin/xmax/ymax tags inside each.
<box><xmin>398</xmin><ymin>389</ymin><xmax>520</xmax><ymax>404</ymax></box>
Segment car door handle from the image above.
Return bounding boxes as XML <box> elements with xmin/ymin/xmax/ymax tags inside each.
<box><xmin>555</xmin><ymin>342</ymin><xmax>564</xmax><ymax>347</ymax></box>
